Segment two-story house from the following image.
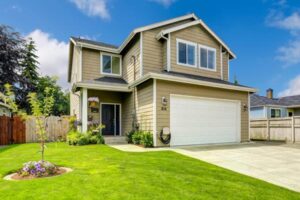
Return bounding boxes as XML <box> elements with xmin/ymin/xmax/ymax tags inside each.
<box><xmin>68</xmin><ymin>13</ymin><xmax>256</xmax><ymax>147</ymax></box>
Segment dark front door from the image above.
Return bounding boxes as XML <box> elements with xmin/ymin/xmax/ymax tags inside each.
<box><xmin>101</xmin><ymin>104</ymin><xmax>120</xmax><ymax>136</ymax></box>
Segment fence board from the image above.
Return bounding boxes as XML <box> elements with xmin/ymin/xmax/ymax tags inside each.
<box><xmin>25</xmin><ymin>116</ymin><xmax>70</xmax><ymax>143</ymax></box>
<box><xmin>250</xmin><ymin>117</ymin><xmax>300</xmax><ymax>143</ymax></box>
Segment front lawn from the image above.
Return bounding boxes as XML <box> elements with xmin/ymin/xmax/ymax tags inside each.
<box><xmin>0</xmin><ymin>143</ymin><xmax>299</xmax><ymax>200</ymax></box>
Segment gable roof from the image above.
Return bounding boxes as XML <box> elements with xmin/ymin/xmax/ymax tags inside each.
<box><xmin>251</xmin><ymin>94</ymin><xmax>300</xmax><ymax>107</ymax></box>
<box><xmin>156</xmin><ymin>20</ymin><xmax>236</xmax><ymax>59</ymax></box>
<box><xmin>70</xmin><ymin>13</ymin><xmax>197</xmax><ymax>53</ymax></box>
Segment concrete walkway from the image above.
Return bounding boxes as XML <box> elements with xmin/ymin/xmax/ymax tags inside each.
<box><xmin>110</xmin><ymin>142</ymin><xmax>300</xmax><ymax>192</ymax></box>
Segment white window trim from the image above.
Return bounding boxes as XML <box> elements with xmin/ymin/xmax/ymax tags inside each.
<box><xmin>176</xmin><ymin>38</ymin><xmax>197</xmax><ymax>68</ymax></box>
<box><xmin>198</xmin><ymin>44</ymin><xmax>217</xmax><ymax>72</ymax></box>
<box><xmin>100</xmin><ymin>52</ymin><xmax>122</xmax><ymax>76</ymax></box>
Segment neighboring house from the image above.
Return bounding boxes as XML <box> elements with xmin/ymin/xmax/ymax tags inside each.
<box><xmin>0</xmin><ymin>102</ymin><xmax>11</xmax><ymax>117</ymax></box>
<box><xmin>250</xmin><ymin>89</ymin><xmax>300</xmax><ymax>119</ymax></box>
<box><xmin>68</xmin><ymin>13</ymin><xmax>256</xmax><ymax>147</ymax></box>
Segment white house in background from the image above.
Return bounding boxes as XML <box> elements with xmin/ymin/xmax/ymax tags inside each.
<box><xmin>0</xmin><ymin>102</ymin><xmax>11</xmax><ymax>117</ymax></box>
<box><xmin>250</xmin><ymin>89</ymin><xmax>300</xmax><ymax>119</ymax></box>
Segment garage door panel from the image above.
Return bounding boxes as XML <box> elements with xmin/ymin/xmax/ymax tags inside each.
<box><xmin>170</xmin><ymin>95</ymin><xmax>240</xmax><ymax>146</ymax></box>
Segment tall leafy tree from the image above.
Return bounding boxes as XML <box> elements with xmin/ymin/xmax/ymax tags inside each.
<box><xmin>0</xmin><ymin>25</ymin><xmax>25</xmax><ymax>93</ymax></box>
<box><xmin>36</xmin><ymin>76</ymin><xmax>70</xmax><ymax>116</ymax></box>
<box><xmin>19</xmin><ymin>38</ymin><xmax>39</xmax><ymax>112</ymax></box>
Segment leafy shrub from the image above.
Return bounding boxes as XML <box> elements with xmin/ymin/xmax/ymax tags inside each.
<box><xmin>126</xmin><ymin>130</ymin><xmax>135</xmax><ymax>143</ymax></box>
<box><xmin>131</xmin><ymin>131</ymin><xmax>153</xmax><ymax>147</ymax></box>
<box><xmin>141</xmin><ymin>132</ymin><xmax>153</xmax><ymax>147</ymax></box>
<box><xmin>67</xmin><ymin>130</ymin><xmax>81</xmax><ymax>145</ymax></box>
<box><xmin>132</xmin><ymin>131</ymin><xmax>143</xmax><ymax>145</ymax></box>
<box><xmin>67</xmin><ymin>130</ymin><xmax>105</xmax><ymax>146</ymax></box>
<box><xmin>78</xmin><ymin>135</ymin><xmax>90</xmax><ymax>145</ymax></box>
<box><xmin>19</xmin><ymin>161</ymin><xmax>57</xmax><ymax>177</ymax></box>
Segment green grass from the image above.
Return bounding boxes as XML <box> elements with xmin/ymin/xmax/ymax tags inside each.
<box><xmin>0</xmin><ymin>143</ymin><xmax>299</xmax><ymax>200</ymax></box>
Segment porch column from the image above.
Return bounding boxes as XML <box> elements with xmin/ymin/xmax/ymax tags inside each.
<box><xmin>81</xmin><ymin>88</ymin><xmax>88</xmax><ymax>132</ymax></box>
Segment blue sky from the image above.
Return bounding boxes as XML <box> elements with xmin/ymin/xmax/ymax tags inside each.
<box><xmin>1</xmin><ymin>0</ymin><xmax>300</xmax><ymax>97</ymax></box>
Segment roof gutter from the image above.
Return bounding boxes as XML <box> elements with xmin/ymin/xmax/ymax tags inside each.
<box><xmin>129</xmin><ymin>73</ymin><xmax>257</xmax><ymax>93</ymax></box>
<box><xmin>74</xmin><ymin>82</ymin><xmax>132</xmax><ymax>92</ymax></box>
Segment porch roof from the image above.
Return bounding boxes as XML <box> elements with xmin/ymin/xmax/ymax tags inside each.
<box><xmin>74</xmin><ymin>77</ymin><xmax>131</xmax><ymax>92</ymax></box>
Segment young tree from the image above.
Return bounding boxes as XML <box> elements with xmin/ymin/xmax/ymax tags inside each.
<box><xmin>28</xmin><ymin>87</ymin><xmax>54</xmax><ymax>162</ymax></box>
<box><xmin>19</xmin><ymin>38</ymin><xmax>39</xmax><ymax>113</ymax></box>
<box><xmin>0</xmin><ymin>25</ymin><xmax>25</xmax><ymax>93</ymax></box>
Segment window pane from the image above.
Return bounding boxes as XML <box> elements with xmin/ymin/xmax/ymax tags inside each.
<box><xmin>275</xmin><ymin>109</ymin><xmax>281</xmax><ymax>117</ymax></box>
<box><xmin>200</xmin><ymin>48</ymin><xmax>207</xmax><ymax>68</ymax></box>
<box><xmin>112</xmin><ymin>56</ymin><xmax>120</xmax><ymax>74</ymax></box>
<box><xmin>178</xmin><ymin>42</ymin><xmax>187</xmax><ymax>64</ymax></box>
<box><xmin>271</xmin><ymin>109</ymin><xmax>275</xmax><ymax>118</ymax></box>
<box><xmin>102</xmin><ymin>55</ymin><xmax>111</xmax><ymax>73</ymax></box>
<box><xmin>187</xmin><ymin>45</ymin><xmax>195</xmax><ymax>65</ymax></box>
<box><xmin>208</xmin><ymin>50</ymin><xmax>215</xmax><ymax>69</ymax></box>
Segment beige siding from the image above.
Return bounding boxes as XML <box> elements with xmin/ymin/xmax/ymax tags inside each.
<box><xmin>142</xmin><ymin>19</ymin><xmax>194</xmax><ymax>75</ymax></box>
<box><xmin>136</xmin><ymin>80</ymin><xmax>153</xmax><ymax>131</ymax></box>
<box><xmin>155</xmin><ymin>80</ymin><xmax>249</xmax><ymax>146</ymax></box>
<box><xmin>82</xmin><ymin>48</ymin><xmax>102</xmax><ymax>80</ymax></box>
<box><xmin>122</xmin><ymin>92</ymin><xmax>134</xmax><ymax>134</ymax></box>
<box><xmin>170</xmin><ymin>25</ymin><xmax>222</xmax><ymax>79</ymax></box>
<box><xmin>222</xmin><ymin>52</ymin><xmax>229</xmax><ymax>81</ymax></box>
<box><xmin>71</xmin><ymin>46</ymin><xmax>81</xmax><ymax>84</ymax></box>
<box><xmin>70</xmin><ymin>91</ymin><xmax>80</xmax><ymax>119</ymax></box>
<box><xmin>81</xmin><ymin>38</ymin><xmax>140</xmax><ymax>83</ymax></box>
<box><xmin>122</xmin><ymin>37</ymin><xmax>141</xmax><ymax>83</ymax></box>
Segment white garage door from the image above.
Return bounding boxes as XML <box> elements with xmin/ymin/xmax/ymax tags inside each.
<box><xmin>170</xmin><ymin>95</ymin><xmax>241</xmax><ymax>146</ymax></box>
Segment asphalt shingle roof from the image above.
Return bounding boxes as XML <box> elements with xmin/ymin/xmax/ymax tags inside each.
<box><xmin>251</xmin><ymin>94</ymin><xmax>300</xmax><ymax>107</ymax></box>
<box><xmin>71</xmin><ymin>37</ymin><xmax>118</xmax><ymax>49</ymax></box>
<box><xmin>162</xmin><ymin>70</ymin><xmax>252</xmax><ymax>89</ymax></box>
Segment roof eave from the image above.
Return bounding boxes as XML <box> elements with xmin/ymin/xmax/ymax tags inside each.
<box><xmin>130</xmin><ymin>72</ymin><xmax>256</xmax><ymax>93</ymax></box>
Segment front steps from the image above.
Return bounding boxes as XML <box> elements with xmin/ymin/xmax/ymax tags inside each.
<box><xmin>104</xmin><ymin>136</ymin><xmax>127</xmax><ymax>144</ymax></box>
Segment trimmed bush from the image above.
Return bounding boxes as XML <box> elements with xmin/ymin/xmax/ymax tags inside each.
<box><xmin>67</xmin><ymin>130</ymin><xmax>105</xmax><ymax>146</ymax></box>
<box><xmin>141</xmin><ymin>132</ymin><xmax>153</xmax><ymax>147</ymax></box>
<box><xmin>131</xmin><ymin>130</ymin><xmax>153</xmax><ymax>147</ymax></box>
<box><xmin>126</xmin><ymin>130</ymin><xmax>135</xmax><ymax>143</ymax></box>
<box><xmin>132</xmin><ymin>131</ymin><xmax>143</xmax><ymax>145</ymax></box>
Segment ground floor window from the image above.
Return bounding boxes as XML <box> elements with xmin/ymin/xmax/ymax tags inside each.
<box><xmin>271</xmin><ymin>108</ymin><xmax>281</xmax><ymax>118</ymax></box>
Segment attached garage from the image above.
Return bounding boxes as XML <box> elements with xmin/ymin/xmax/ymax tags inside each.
<box><xmin>170</xmin><ymin>95</ymin><xmax>241</xmax><ymax>146</ymax></box>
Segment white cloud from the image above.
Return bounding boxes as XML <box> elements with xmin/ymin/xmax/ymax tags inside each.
<box><xmin>279</xmin><ymin>74</ymin><xmax>300</xmax><ymax>96</ymax></box>
<box><xmin>150</xmin><ymin>0</ymin><xmax>177</xmax><ymax>7</ymax></box>
<box><xmin>26</xmin><ymin>30</ymin><xmax>69</xmax><ymax>89</ymax></box>
<box><xmin>267</xmin><ymin>11</ymin><xmax>300</xmax><ymax>33</ymax></box>
<box><xmin>69</xmin><ymin>0</ymin><xmax>110</xmax><ymax>19</ymax></box>
<box><xmin>276</xmin><ymin>39</ymin><xmax>300</xmax><ymax>66</ymax></box>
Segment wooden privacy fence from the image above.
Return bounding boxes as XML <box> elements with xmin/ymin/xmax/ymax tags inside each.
<box><xmin>0</xmin><ymin>116</ymin><xmax>25</xmax><ymax>145</ymax></box>
<box><xmin>0</xmin><ymin>116</ymin><xmax>70</xmax><ymax>145</ymax></box>
<box><xmin>26</xmin><ymin>116</ymin><xmax>70</xmax><ymax>143</ymax></box>
<box><xmin>250</xmin><ymin>117</ymin><xmax>300</xmax><ymax>143</ymax></box>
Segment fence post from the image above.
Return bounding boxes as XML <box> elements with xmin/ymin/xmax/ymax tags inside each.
<box><xmin>267</xmin><ymin>118</ymin><xmax>270</xmax><ymax>141</ymax></box>
<box><xmin>292</xmin><ymin>116</ymin><xmax>295</xmax><ymax>143</ymax></box>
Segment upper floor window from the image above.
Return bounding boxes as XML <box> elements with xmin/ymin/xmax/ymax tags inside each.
<box><xmin>199</xmin><ymin>45</ymin><xmax>216</xmax><ymax>71</ymax></box>
<box><xmin>101</xmin><ymin>53</ymin><xmax>121</xmax><ymax>76</ymax></box>
<box><xmin>177</xmin><ymin>39</ymin><xmax>196</xmax><ymax>67</ymax></box>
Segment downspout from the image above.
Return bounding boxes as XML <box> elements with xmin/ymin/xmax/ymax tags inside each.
<box><xmin>131</xmin><ymin>55</ymin><xmax>139</xmax><ymax>131</ymax></box>
<box><xmin>160</xmin><ymin>33</ymin><xmax>170</xmax><ymax>71</ymax></box>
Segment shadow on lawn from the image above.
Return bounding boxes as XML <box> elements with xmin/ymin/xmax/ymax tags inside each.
<box><xmin>0</xmin><ymin>144</ymin><xmax>22</xmax><ymax>154</ymax></box>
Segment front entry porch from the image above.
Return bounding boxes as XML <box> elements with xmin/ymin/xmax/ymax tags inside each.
<box><xmin>79</xmin><ymin>88</ymin><xmax>133</xmax><ymax>137</ymax></box>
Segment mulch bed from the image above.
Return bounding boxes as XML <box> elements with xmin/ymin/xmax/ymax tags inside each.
<box><xmin>4</xmin><ymin>167</ymin><xmax>72</xmax><ymax>181</ymax></box>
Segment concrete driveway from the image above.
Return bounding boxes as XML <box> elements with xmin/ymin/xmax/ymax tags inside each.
<box><xmin>174</xmin><ymin>142</ymin><xmax>300</xmax><ymax>192</ymax></box>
